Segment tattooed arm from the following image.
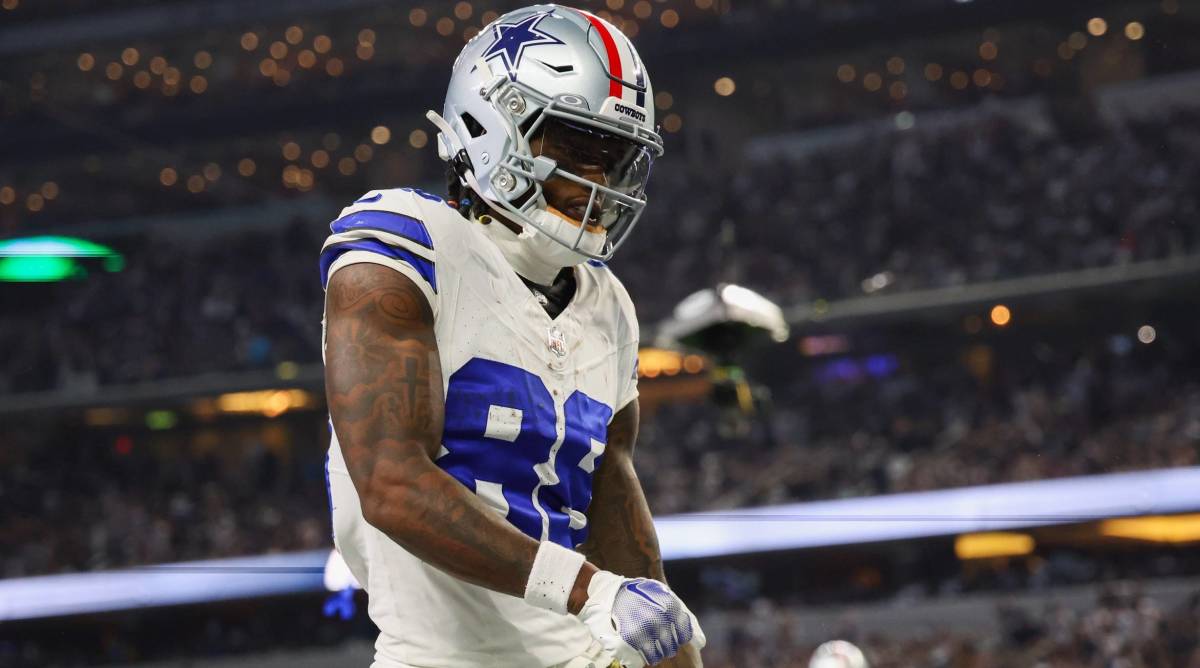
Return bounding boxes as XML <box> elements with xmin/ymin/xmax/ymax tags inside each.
<box><xmin>581</xmin><ymin>399</ymin><xmax>704</xmax><ymax>667</ymax></box>
<box><xmin>579</xmin><ymin>400</ymin><xmax>662</xmax><ymax>579</ymax></box>
<box><xmin>324</xmin><ymin>263</ymin><xmax>598</xmax><ymax>609</ymax></box>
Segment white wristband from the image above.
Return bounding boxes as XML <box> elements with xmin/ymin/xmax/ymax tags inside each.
<box><xmin>523</xmin><ymin>541</ymin><xmax>586</xmax><ymax>615</ymax></box>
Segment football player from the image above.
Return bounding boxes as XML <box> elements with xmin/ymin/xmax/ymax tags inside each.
<box><xmin>320</xmin><ymin>5</ymin><xmax>705</xmax><ymax>668</ymax></box>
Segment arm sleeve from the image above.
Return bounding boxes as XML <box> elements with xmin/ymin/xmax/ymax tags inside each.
<box><xmin>319</xmin><ymin>209</ymin><xmax>439</xmax><ymax>318</ymax></box>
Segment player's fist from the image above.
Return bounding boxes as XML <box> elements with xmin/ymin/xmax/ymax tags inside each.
<box><xmin>578</xmin><ymin>571</ymin><xmax>705</xmax><ymax>667</ymax></box>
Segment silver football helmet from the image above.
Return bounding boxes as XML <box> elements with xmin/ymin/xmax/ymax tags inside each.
<box><xmin>428</xmin><ymin>4</ymin><xmax>663</xmax><ymax>260</ymax></box>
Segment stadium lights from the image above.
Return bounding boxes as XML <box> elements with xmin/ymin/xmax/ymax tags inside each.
<box><xmin>276</xmin><ymin>361</ymin><xmax>301</xmax><ymax>380</ymax></box>
<box><xmin>799</xmin><ymin>335</ymin><xmax>850</xmax><ymax>357</ymax></box>
<box><xmin>1100</xmin><ymin>514</ymin><xmax>1200</xmax><ymax>543</ymax></box>
<box><xmin>955</xmin><ymin>532</ymin><xmax>1035</xmax><ymax>559</ymax></box>
<box><xmin>0</xmin><ymin>236</ymin><xmax>124</xmax><ymax>282</ymax></box>
<box><xmin>861</xmin><ymin>271</ymin><xmax>894</xmax><ymax>293</ymax></box>
<box><xmin>144</xmin><ymin>410</ymin><xmax>178</xmax><ymax>431</ymax></box>
<box><xmin>990</xmin><ymin>304</ymin><xmax>1011</xmax><ymax>326</ymax></box>
<box><xmin>654</xmin><ymin>467</ymin><xmax>1200</xmax><ymax>559</ymax></box>
<box><xmin>637</xmin><ymin>347</ymin><xmax>706</xmax><ymax>378</ymax></box>
<box><xmin>215</xmin><ymin>389</ymin><xmax>315</xmax><ymax>417</ymax></box>
<box><xmin>84</xmin><ymin>408</ymin><xmax>127</xmax><ymax>427</ymax></box>
<box><xmin>370</xmin><ymin>125</ymin><xmax>391</xmax><ymax>144</ymax></box>
<box><xmin>0</xmin><ymin>550</ymin><xmax>330</xmax><ymax>621</ymax></box>
<box><xmin>0</xmin><ymin>256</ymin><xmax>74</xmax><ymax>281</ymax></box>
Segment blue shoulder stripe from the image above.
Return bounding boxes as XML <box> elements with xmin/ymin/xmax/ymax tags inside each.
<box><xmin>319</xmin><ymin>239</ymin><xmax>437</xmax><ymax>292</ymax></box>
<box><xmin>330</xmin><ymin>210</ymin><xmax>433</xmax><ymax>249</ymax></box>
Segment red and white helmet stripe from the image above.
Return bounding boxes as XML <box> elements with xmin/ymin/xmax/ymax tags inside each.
<box><xmin>575</xmin><ymin>10</ymin><xmax>648</xmax><ymax>107</ymax></box>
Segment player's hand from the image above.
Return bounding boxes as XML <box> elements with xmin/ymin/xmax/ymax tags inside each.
<box><xmin>579</xmin><ymin>570</ymin><xmax>706</xmax><ymax>667</ymax></box>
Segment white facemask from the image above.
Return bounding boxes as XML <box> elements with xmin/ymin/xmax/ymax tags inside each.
<box><xmin>479</xmin><ymin>207</ymin><xmax>606</xmax><ymax>285</ymax></box>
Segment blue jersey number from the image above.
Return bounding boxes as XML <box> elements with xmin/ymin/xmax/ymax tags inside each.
<box><xmin>438</xmin><ymin>358</ymin><xmax>612</xmax><ymax>547</ymax></box>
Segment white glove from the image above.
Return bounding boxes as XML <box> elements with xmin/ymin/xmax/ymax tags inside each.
<box><xmin>578</xmin><ymin>570</ymin><xmax>706</xmax><ymax>667</ymax></box>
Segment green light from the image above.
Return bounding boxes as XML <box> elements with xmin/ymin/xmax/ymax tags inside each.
<box><xmin>0</xmin><ymin>235</ymin><xmax>117</xmax><ymax>257</ymax></box>
<box><xmin>0</xmin><ymin>256</ymin><xmax>78</xmax><ymax>281</ymax></box>
<box><xmin>275</xmin><ymin>360</ymin><xmax>300</xmax><ymax>380</ymax></box>
<box><xmin>0</xmin><ymin>235</ymin><xmax>124</xmax><ymax>282</ymax></box>
<box><xmin>145</xmin><ymin>410</ymin><xmax>178</xmax><ymax>431</ymax></box>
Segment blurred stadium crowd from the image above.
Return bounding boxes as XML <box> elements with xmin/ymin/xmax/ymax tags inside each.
<box><xmin>0</xmin><ymin>221</ymin><xmax>326</xmax><ymax>394</ymax></box>
<box><xmin>702</xmin><ymin>584</ymin><xmax>1200</xmax><ymax>667</ymax></box>
<box><xmin>638</xmin><ymin>336</ymin><xmax>1200</xmax><ymax>513</ymax></box>
<box><xmin>3</xmin><ymin>99</ymin><xmax>1199</xmax><ymax>581</ymax></box>
<box><xmin>3</xmin><ymin>104</ymin><xmax>1199</xmax><ymax>394</ymax></box>
<box><xmin>626</xmin><ymin>104</ymin><xmax>1200</xmax><ymax>319</ymax></box>
<box><xmin>0</xmin><ymin>420</ymin><xmax>328</xmax><ymax>578</ymax></box>
<box><xmin>5</xmin><ymin>321</ymin><xmax>1196</xmax><ymax>579</ymax></box>
<box><xmin>3</xmin><ymin>1</ymin><xmax>1200</xmax><ymax>666</ymax></box>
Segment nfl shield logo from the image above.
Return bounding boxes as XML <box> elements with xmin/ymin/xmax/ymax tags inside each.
<box><xmin>547</xmin><ymin>325</ymin><xmax>567</xmax><ymax>358</ymax></box>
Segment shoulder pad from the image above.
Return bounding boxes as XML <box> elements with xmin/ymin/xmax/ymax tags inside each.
<box><xmin>337</xmin><ymin>187</ymin><xmax>448</xmax><ymax>220</ymax></box>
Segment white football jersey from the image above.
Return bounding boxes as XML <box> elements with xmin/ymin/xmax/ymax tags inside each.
<box><xmin>320</xmin><ymin>187</ymin><xmax>639</xmax><ymax>668</ymax></box>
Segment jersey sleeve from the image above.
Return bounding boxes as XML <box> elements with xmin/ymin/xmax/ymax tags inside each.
<box><xmin>319</xmin><ymin>190</ymin><xmax>439</xmax><ymax>317</ymax></box>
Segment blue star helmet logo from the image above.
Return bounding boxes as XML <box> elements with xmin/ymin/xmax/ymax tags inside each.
<box><xmin>482</xmin><ymin>11</ymin><xmax>564</xmax><ymax>81</ymax></box>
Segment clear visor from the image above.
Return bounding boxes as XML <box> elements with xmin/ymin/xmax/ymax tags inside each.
<box><xmin>530</xmin><ymin>117</ymin><xmax>655</xmax><ymax>229</ymax></box>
